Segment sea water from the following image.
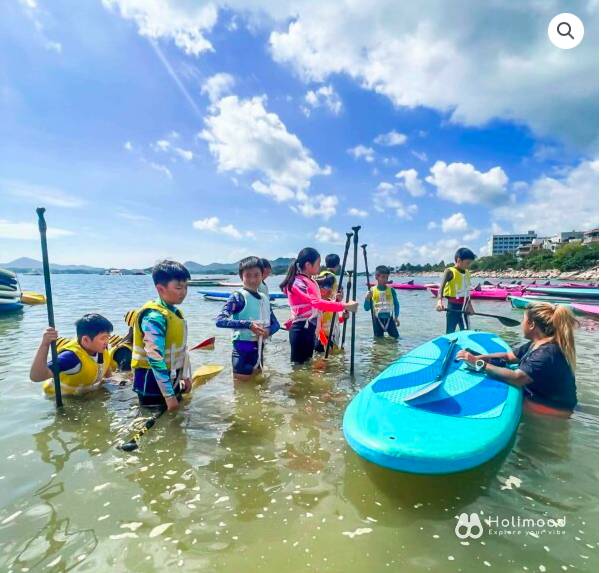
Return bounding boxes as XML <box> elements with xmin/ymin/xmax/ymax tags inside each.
<box><xmin>0</xmin><ymin>274</ymin><xmax>598</xmax><ymax>572</ymax></box>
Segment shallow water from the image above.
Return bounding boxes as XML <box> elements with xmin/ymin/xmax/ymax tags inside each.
<box><xmin>0</xmin><ymin>274</ymin><xmax>598</xmax><ymax>572</ymax></box>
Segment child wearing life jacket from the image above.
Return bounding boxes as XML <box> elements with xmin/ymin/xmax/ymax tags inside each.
<box><xmin>364</xmin><ymin>265</ymin><xmax>400</xmax><ymax>339</ymax></box>
<box><xmin>258</xmin><ymin>258</ymin><xmax>272</xmax><ymax>298</ymax></box>
<box><xmin>315</xmin><ymin>274</ymin><xmax>345</xmax><ymax>352</ymax></box>
<box><xmin>30</xmin><ymin>313</ymin><xmax>114</xmax><ymax>396</ymax></box>
<box><xmin>436</xmin><ymin>247</ymin><xmax>476</xmax><ymax>333</ymax></box>
<box><xmin>317</xmin><ymin>253</ymin><xmax>341</xmax><ymax>298</ymax></box>
<box><xmin>216</xmin><ymin>256</ymin><xmax>280</xmax><ymax>381</ymax></box>
<box><xmin>131</xmin><ymin>260</ymin><xmax>192</xmax><ymax>411</ymax></box>
<box><xmin>280</xmin><ymin>247</ymin><xmax>358</xmax><ymax>365</ymax></box>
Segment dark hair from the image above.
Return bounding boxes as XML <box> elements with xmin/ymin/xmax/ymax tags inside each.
<box><xmin>454</xmin><ymin>248</ymin><xmax>476</xmax><ymax>262</ymax></box>
<box><xmin>325</xmin><ymin>254</ymin><xmax>340</xmax><ymax>268</ymax></box>
<box><xmin>152</xmin><ymin>260</ymin><xmax>191</xmax><ymax>286</ymax></box>
<box><xmin>76</xmin><ymin>313</ymin><xmax>113</xmax><ymax>342</ymax></box>
<box><xmin>375</xmin><ymin>265</ymin><xmax>390</xmax><ymax>275</ymax></box>
<box><xmin>259</xmin><ymin>258</ymin><xmax>272</xmax><ymax>270</ymax></box>
<box><xmin>316</xmin><ymin>274</ymin><xmax>336</xmax><ymax>289</ymax></box>
<box><xmin>279</xmin><ymin>247</ymin><xmax>320</xmax><ymax>291</ymax></box>
<box><xmin>239</xmin><ymin>256</ymin><xmax>263</xmax><ymax>278</ymax></box>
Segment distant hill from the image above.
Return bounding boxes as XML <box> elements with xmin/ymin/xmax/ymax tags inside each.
<box><xmin>1</xmin><ymin>257</ymin><xmax>105</xmax><ymax>274</ymax></box>
<box><xmin>184</xmin><ymin>257</ymin><xmax>294</xmax><ymax>275</ymax></box>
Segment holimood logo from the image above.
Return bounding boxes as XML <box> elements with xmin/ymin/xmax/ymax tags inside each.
<box><xmin>454</xmin><ymin>512</ymin><xmax>566</xmax><ymax>540</ymax></box>
<box><xmin>455</xmin><ymin>513</ymin><xmax>484</xmax><ymax>539</ymax></box>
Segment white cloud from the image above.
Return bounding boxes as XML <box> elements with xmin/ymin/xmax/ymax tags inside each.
<box><xmin>426</xmin><ymin>161</ymin><xmax>508</xmax><ymax>205</ymax></box>
<box><xmin>397</xmin><ymin>238</ymin><xmax>460</xmax><ymax>264</ymax></box>
<box><xmin>124</xmin><ymin>141</ymin><xmax>133</xmax><ymax>151</ymax></box>
<box><xmin>347</xmin><ymin>145</ymin><xmax>375</xmax><ymax>163</ymax></box>
<box><xmin>18</xmin><ymin>0</ymin><xmax>63</xmax><ymax>54</ymax></box>
<box><xmin>146</xmin><ymin>160</ymin><xmax>173</xmax><ymax>179</ymax></box>
<box><xmin>3</xmin><ymin>181</ymin><xmax>85</xmax><ymax>208</ymax></box>
<box><xmin>201</xmin><ymin>73</ymin><xmax>235</xmax><ymax>104</ymax></box>
<box><xmin>441</xmin><ymin>212</ymin><xmax>468</xmax><ymax>233</ymax></box>
<box><xmin>102</xmin><ymin>0</ymin><xmax>217</xmax><ymax>56</ymax></box>
<box><xmin>268</xmin><ymin>1</ymin><xmax>597</xmax><ymax>148</ymax></box>
<box><xmin>427</xmin><ymin>221</ymin><xmax>438</xmax><ymax>230</ymax></box>
<box><xmin>303</xmin><ymin>85</ymin><xmax>342</xmax><ymax>116</ymax></box>
<box><xmin>373</xmin><ymin>183</ymin><xmax>417</xmax><ymax>220</ymax></box>
<box><xmin>347</xmin><ymin>207</ymin><xmax>368</xmax><ymax>218</ymax></box>
<box><xmin>174</xmin><ymin>147</ymin><xmax>194</xmax><ymax>161</ymax></box>
<box><xmin>192</xmin><ymin>216</ymin><xmax>254</xmax><ymax>239</ymax></box>
<box><xmin>395</xmin><ymin>168</ymin><xmax>426</xmax><ymax>197</ymax></box>
<box><xmin>199</xmin><ymin>94</ymin><xmax>334</xmax><ymax>218</ymax></box>
<box><xmin>374</xmin><ymin>130</ymin><xmax>407</xmax><ymax>147</ymax></box>
<box><xmin>314</xmin><ymin>226</ymin><xmax>342</xmax><ymax>244</ymax></box>
<box><xmin>463</xmin><ymin>229</ymin><xmax>481</xmax><ymax>242</ymax></box>
<box><xmin>493</xmin><ymin>159</ymin><xmax>599</xmax><ymax>235</ymax></box>
<box><xmin>0</xmin><ymin>220</ymin><xmax>73</xmax><ymax>240</ymax></box>
<box><xmin>412</xmin><ymin>150</ymin><xmax>428</xmax><ymax>162</ymax></box>
<box><xmin>152</xmin><ymin>137</ymin><xmax>194</xmax><ymax>161</ymax></box>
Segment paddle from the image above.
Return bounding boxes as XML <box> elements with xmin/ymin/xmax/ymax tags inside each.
<box><xmin>325</xmin><ymin>232</ymin><xmax>353</xmax><ymax>358</ymax></box>
<box><xmin>404</xmin><ymin>338</ymin><xmax>458</xmax><ymax>402</ymax></box>
<box><xmin>444</xmin><ymin>308</ymin><xmax>520</xmax><ymax>327</ymax></box>
<box><xmin>350</xmin><ymin>226</ymin><xmax>361</xmax><ymax>375</ymax></box>
<box><xmin>360</xmin><ymin>244</ymin><xmax>376</xmax><ymax>335</ymax></box>
<box><xmin>190</xmin><ymin>336</ymin><xmax>216</xmax><ymax>351</ymax></box>
<box><xmin>341</xmin><ymin>270</ymin><xmax>353</xmax><ymax>348</ymax></box>
<box><xmin>36</xmin><ymin>208</ymin><xmax>63</xmax><ymax>409</ymax></box>
<box><xmin>119</xmin><ymin>359</ymin><xmax>224</xmax><ymax>452</ymax></box>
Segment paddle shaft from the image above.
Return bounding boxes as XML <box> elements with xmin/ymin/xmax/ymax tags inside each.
<box><xmin>445</xmin><ymin>308</ymin><xmax>520</xmax><ymax>327</ymax></box>
<box><xmin>341</xmin><ymin>271</ymin><xmax>353</xmax><ymax>348</ymax></box>
<box><xmin>119</xmin><ymin>408</ymin><xmax>166</xmax><ymax>452</ymax></box>
<box><xmin>325</xmin><ymin>232</ymin><xmax>353</xmax><ymax>358</ymax></box>
<box><xmin>36</xmin><ymin>208</ymin><xmax>63</xmax><ymax>408</ymax></box>
<box><xmin>350</xmin><ymin>226</ymin><xmax>361</xmax><ymax>375</ymax></box>
<box><xmin>360</xmin><ymin>244</ymin><xmax>377</xmax><ymax>334</ymax></box>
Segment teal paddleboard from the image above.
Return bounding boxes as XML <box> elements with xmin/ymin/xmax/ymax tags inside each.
<box><xmin>343</xmin><ymin>331</ymin><xmax>522</xmax><ymax>474</ymax></box>
<box><xmin>525</xmin><ymin>287</ymin><xmax>599</xmax><ymax>299</ymax></box>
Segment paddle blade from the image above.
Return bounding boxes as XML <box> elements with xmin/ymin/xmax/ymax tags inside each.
<box><xmin>191</xmin><ymin>337</ymin><xmax>216</xmax><ymax>351</ymax></box>
<box><xmin>497</xmin><ymin>316</ymin><xmax>521</xmax><ymax>327</ymax></box>
<box><xmin>192</xmin><ymin>363</ymin><xmax>224</xmax><ymax>387</ymax></box>
<box><xmin>119</xmin><ymin>440</ymin><xmax>139</xmax><ymax>452</ymax></box>
<box><xmin>21</xmin><ymin>291</ymin><xmax>46</xmax><ymax>305</ymax></box>
<box><xmin>403</xmin><ymin>379</ymin><xmax>444</xmax><ymax>402</ymax></box>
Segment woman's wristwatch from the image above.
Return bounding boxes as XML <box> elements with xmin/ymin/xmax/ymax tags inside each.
<box><xmin>473</xmin><ymin>359</ymin><xmax>486</xmax><ymax>372</ymax></box>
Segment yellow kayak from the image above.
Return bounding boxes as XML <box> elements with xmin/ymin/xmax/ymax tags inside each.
<box><xmin>21</xmin><ymin>291</ymin><xmax>46</xmax><ymax>305</ymax></box>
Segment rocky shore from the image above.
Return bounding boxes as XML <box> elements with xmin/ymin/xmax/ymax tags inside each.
<box><xmin>393</xmin><ymin>267</ymin><xmax>599</xmax><ymax>281</ymax></box>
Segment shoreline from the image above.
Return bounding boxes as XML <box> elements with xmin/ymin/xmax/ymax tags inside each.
<box><xmin>392</xmin><ymin>267</ymin><xmax>599</xmax><ymax>281</ymax></box>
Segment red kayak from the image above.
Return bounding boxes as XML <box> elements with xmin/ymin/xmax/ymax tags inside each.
<box><xmin>428</xmin><ymin>286</ymin><xmax>523</xmax><ymax>300</ymax></box>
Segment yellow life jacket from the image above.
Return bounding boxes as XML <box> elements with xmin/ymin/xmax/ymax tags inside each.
<box><xmin>43</xmin><ymin>338</ymin><xmax>110</xmax><ymax>396</ymax></box>
<box><xmin>371</xmin><ymin>285</ymin><xmax>394</xmax><ymax>316</ymax></box>
<box><xmin>131</xmin><ymin>300</ymin><xmax>187</xmax><ymax>375</ymax></box>
<box><xmin>442</xmin><ymin>267</ymin><xmax>471</xmax><ymax>299</ymax></box>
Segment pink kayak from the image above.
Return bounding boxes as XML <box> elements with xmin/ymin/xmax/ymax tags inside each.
<box><xmin>369</xmin><ymin>282</ymin><xmax>428</xmax><ymax>290</ymax></box>
<box><xmin>428</xmin><ymin>286</ymin><xmax>523</xmax><ymax>300</ymax></box>
<box><xmin>571</xmin><ymin>303</ymin><xmax>599</xmax><ymax>317</ymax></box>
<box><xmin>563</xmin><ymin>282</ymin><xmax>599</xmax><ymax>289</ymax></box>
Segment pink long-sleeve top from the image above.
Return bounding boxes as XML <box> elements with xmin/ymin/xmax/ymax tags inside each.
<box><xmin>284</xmin><ymin>274</ymin><xmax>346</xmax><ymax>325</ymax></box>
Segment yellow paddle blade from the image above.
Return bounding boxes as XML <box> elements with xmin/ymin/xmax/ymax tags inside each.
<box><xmin>21</xmin><ymin>291</ymin><xmax>46</xmax><ymax>305</ymax></box>
<box><xmin>192</xmin><ymin>363</ymin><xmax>224</xmax><ymax>387</ymax></box>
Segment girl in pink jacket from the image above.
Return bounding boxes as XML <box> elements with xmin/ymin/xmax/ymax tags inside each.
<box><xmin>280</xmin><ymin>247</ymin><xmax>358</xmax><ymax>364</ymax></box>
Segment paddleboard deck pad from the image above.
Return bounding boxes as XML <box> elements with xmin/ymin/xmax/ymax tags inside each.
<box><xmin>343</xmin><ymin>330</ymin><xmax>522</xmax><ymax>474</ymax></box>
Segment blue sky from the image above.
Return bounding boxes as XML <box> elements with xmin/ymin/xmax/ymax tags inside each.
<box><xmin>0</xmin><ymin>0</ymin><xmax>598</xmax><ymax>267</ymax></box>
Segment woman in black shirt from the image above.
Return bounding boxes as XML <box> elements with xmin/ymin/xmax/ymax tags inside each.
<box><xmin>457</xmin><ymin>302</ymin><xmax>578</xmax><ymax>417</ymax></box>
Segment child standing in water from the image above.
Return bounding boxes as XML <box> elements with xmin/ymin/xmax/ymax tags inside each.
<box><xmin>364</xmin><ymin>265</ymin><xmax>400</xmax><ymax>339</ymax></box>
<box><xmin>280</xmin><ymin>248</ymin><xmax>358</xmax><ymax>364</ymax></box>
<box><xmin>436</xmin><ymin>247</ymin><xmax>476</xmax><ymax>333</ymax></box>
<box><xmin>216</xmin><ymin>257</ymin><xmax>280</xmax><ymax>380</ymax></box>
<box><xmin>258</xmin><ymin>258</ymin><xmax>272</xmax><ymax>298</ymax></box>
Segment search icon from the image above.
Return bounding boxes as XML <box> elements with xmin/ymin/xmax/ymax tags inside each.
<box><xmin>548</xmin><ymin>13</ymin><xmax>584</xmax><ymax>49</ymax></box>
<box><xmin>556</xmin><ymin>21</ymin><xmax>574</xmax><ymax>40</ymax></box>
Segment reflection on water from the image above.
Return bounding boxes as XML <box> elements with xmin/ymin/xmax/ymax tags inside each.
<box><xmin>0</xmin><ymin>275</ymin><xmax>598</xmax><ymax>572</ymax></box>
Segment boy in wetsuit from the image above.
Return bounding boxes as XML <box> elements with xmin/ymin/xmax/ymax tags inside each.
<box><xmin>436</xmin><ymin>247</ymin><xmax>476</xmax><ymax>333</ymax></box>
<box><xmin>131</xmin><ymin>260</ymin><xmax>192</xmax><ymax>411</ymax></box>
<box><xmin>216</xmin><ymin>257</ymin><xmax>280</xmax><ymax>381</ymax></box>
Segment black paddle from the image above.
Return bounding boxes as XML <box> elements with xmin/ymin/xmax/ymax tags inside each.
<box><xmin>444</xmin><ymin>308</ymin><xmax>520</xmax><ymax>327</ymax></box>
<box><xmin>350</xmin><ymin>226</ymin><xmax>361</xmax><ymax>375</ymax></box>
<box><xmin>37</xmin><ymin>208</ymin><xmax>63</xmax><ymax>408</ymax></box>
<box><xmin>360</xmin><ymin>244</ymin><xmax>376</xmax><ymax>335</ymax></box>
<box><xmin>119</xmin><ymin>407</ymin><xmax>166</xmax><ymax>452</ymax></box>
<box><xmin>325</xmin><ymin>232</ymin><xmax>353</xmax><ymax>358</ymax></box>
<box><xmin>341</xmin><ymin>270</ymin><xmax>353</xmax><ymax>348</ymax></box>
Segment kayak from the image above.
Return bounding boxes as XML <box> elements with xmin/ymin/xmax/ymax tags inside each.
<box><xmin>0</xmin><ymin>290</ymin><xmax>22</xmax><ymax>300</ymax></box>
<box><xmin>571</xmin><ymin>303</ymin><xmax>599</xmax><ymax>317</ymax></box>
<box><xmin>524</xmin><ymin>287</ymin><xmax>599</xmax><ymax>299</ymax></box>
<box><xmin>198</xmin><ymin>289</ymin><xmax>286</xmax><ymax>301</ymax></box>
<box><xmin>343</xmin><ymin>330</ymin><xmax>522</xmax><ymax>474</ymax></box>
<box><xmin>508</xmin><ymin>296</ymin><xmax>573</xmax><ymax>310</ymax></box>
<box><xmin>188</xmin><ymin>279</ymin><xmax>224</xmax><ymax>287</ymax></box>
<box><xmin>218</xmin><ymin>281</ymin><xmax>244</xmax><ymax>288</ymax></box>
<box><xmin>0</xmin><ymin>299</ymin><xmax>24</xmax><ymax>313</ymax></box>
<box><xmin>428</xmin><ymin>286</ymin><xmax>523</xmax><ymax>300</ymax></box>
